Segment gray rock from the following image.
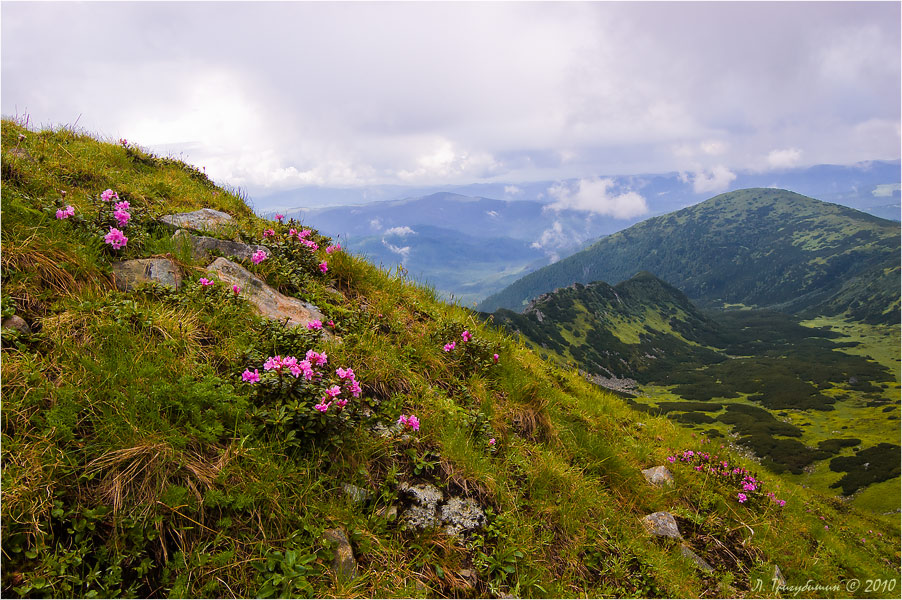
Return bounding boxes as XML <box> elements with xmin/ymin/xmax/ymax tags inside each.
<box><xmin>440</xmin><ymin>497</ymin><xmax>486</xmax><ymax>537</ymax></box>
<box><xmin>323</xmin><ymin>528</ymin><xmax>357</xmax><ymax>582</ymax></box>
<box><xmin>641</xmin><ymin>465</ymin><xmax>674</xmax><ymax>487</ymax></box>
<box><xmin>111</xmin><ymin>258</ymin><xmax>182</xmax><ymax>291</ymax></box>
<box><xmin>205</xmin><ymin>257</ymin><xmax>328</xmax><ymax>330</ymax></box>
<box><xmin>641</xmin><ymin>511</ymin><xmax>682</xmax><ymax>539</ymax></box>
<box><xmin>680</xmin><ymin>543</ymin><xmax>714</xmax><ymax>573</ymax></box>
<box><xmin>456</xmin><ymin>568</ymin><xmax>478</xmax><ymax>590</ymax></box>
<box><xmin>172</xmin><ymin>229</ymin><xmax>270</xmax><ymax>262</ymax></box>
<box><xmin>1</xmin><ymin>315</ymin><xmax>31</xmax><ymax>335</ymax></box>
<box><xmin>377</xmin><ymin>505</ymin><xmax>399</xmax><ymax>521</ymax></box>
<box><xmin>773</xmin><ymin>564</ymin><xmax>786</xmax><ymax>587</ymax></box>
<box><xmin>398</xmin><ymin>482</ymin><xmax>443</xmax><ymax>530</ymax></box>
<box><xmin>159</xmin><ymin>208</ymin><xmax>233</xmax><ymax>233</ymax></box>
<box><xmin>342</xmin><ymin>483</ymin><xmax>370</xmax><ymax>504</ymax></box>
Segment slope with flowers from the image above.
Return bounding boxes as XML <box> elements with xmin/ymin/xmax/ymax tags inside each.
<box><xmin>1</xmin><ymin>119</ymin><xmax>899</xmax><ymax>599</ymax></box>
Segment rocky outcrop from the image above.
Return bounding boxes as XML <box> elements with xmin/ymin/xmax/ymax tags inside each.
<box><xmin>205</xmin><ymin>257</ymin><xmax>327</xmax><ymax>330</ymax></box>
<box><xmin>342</xmin><ymin>483</ymin><xmax>370</xmax><ymax>505</ymax></box>
<box><xmin>159</xmin><ymin>208</ymin><xmax>233</xmax><ymax>233</ymax></box>
<box><xmin>1</xmin><ymin>315</ymin><xmax>31</xmax><ymax>335</ymax></box>
<box><xmin>111</xmin><ymin>258</ymin><xmax>183</xmax><ymax>291</ymax></box>
<box><xmin>171</xmin><ymin>229</ymin><xmax>270</xmax><ymax>262</ymax></box>
<box><xmin>397</xmin><ymin>482</ymin><xmax>486</xmax><ymax>537</ymax></box>
<box><xmin>323</xmin><ymin>528</ymin><xmax>357</xmax><ymax>582</ymax></box>
<box><xmin>641</xmin><ymin>465</ymin><xmax>674</xmax><ymax>487</ymax></box>
<box><xmin>641</xmin><ymin>511</ymin><xmax>682</xmax><ymax>539</ymax></box>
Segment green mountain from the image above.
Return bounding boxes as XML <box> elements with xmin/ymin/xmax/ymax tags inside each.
<box><xmin>477</xmin><ymin>189</ymin><xmax>901</xmax><ymax>324</ymax></box>
<box><xmin>487</xmin><ymin>272</ymin><xmax>724</xmax><ymax>383</ymax></box>
<box><xmin>2</xmin><ymin>120</ymin><xmax>899</xmax><ymax>599</ymax></box>
<box><xmin>486</xmin><ymin>272</ymin><xmax>899</xmax><ymax>499</ymax></box>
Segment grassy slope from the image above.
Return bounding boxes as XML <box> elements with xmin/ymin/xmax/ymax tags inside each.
<box><xmin>1</xmin><ymin>120</ymin><xmax>899</xmax><ymax>598</ymax></box>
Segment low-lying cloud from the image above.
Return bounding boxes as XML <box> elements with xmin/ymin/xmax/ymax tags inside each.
<box><xmin>382</xmin><ymin>239</ymin><xmax>411</xmax><ymax>260</ymax></box>
<box><xmin>384</xmin><ymin>226</ymin><xmax>416</xmax><ymax>237</ymax></box>
<box><xmin>766</xmin><ymin>147</ymin><xmax>803</xmax><ymax>169</ymax></box>
<box><xmin>688</xmin><ymin>165</ymin><xmax>737</xmax><ymax>194</ymax></box>
<box><xmin>546</xmin><ymin>177</ymin><xmax>648</xmax><ymax>219</ymax></box>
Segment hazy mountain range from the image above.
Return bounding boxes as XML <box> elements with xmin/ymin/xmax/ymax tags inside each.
<box><xmin>269</xmin><ymin>161</ymin><xmax>899</xmax><ymax>304</ymax></box>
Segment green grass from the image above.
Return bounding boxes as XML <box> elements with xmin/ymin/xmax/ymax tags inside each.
<box><xmin>2</xmin><ymin>118</ymin><xmax>900</xmax><ymax>598</ymax></box>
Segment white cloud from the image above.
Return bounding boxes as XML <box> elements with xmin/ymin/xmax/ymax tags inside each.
<box><xmin>504</xmin><ymin>185</ymin><xmax>522</xmax><ymax>197</ymax></box>
<box><xmin>531</xmin><ymin>221</ymin><xmax>568</xmax><ymax>262</ymax></box>
<box><xmin>872</xmin><ymin>183</ymin><xmax>901</xmax><ymax>197</ymax></box>
<box><xmin>382</xmin><ymin>240</ymin><xmax>411</xmax><ymax>260</ymax></box>
<box><xmin>690</xmin><ymin>166</ymin><xmax>737</xmax><ymax>194</ymax></box>
<box><xmin>369</xmin><ymin>218</ymin><xmax>383</xmax><ymax>231</ymax></box>
<box><xmin>384</xmin><ymin>226</ymin><xmax>416</xmax><ymax>237</ymax></box>
<box><xmin>546</xmin><ymin>177</ymin><xmax>648</xmax><ymax>219</ymax></box>
<box><xmin>486</xmin><ymin>210</ymin><xmax>500</xmax><ymax>218</ymax></box>
<box><xmin>766</xmin><ymin>148</ymin><xmax>803</xmax><ymax>169</ymax></box>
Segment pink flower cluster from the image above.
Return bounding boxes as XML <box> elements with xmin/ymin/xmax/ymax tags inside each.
<box><xmin>56</xmin><ymin>205</ymin><xmax>75</xmax><ymax>219</ymax></box>
<box><xmin>666</xmin><ymin>448</ymin><xmax>786</xmax><ymax>507</ymax></box>
<box><xmin>113</xmin><ymin>200</ymin><xmax>130</xmax><ymax>227</ymax></box>
<box><xmin>307</xmin><ymin>320</ymin><xmax>322</xmax><ymax>330</ymax></box>
<box><xmin>325</xmin><ymin>244</ymin><xmax>341</xmax><ymax>254</ymax></box>
<box><xmin>104</xmin><ymin>227</ymin><xmax>128</xmax><ymax>250</ymax></box>
<box><xmin>198</xmin><ymin>278</ymin><xmax>215</xmax><ymax>287</ymax></box>
<box><xmin>315</xmin><ymin>365</ymin><xmax>362</xmax><ymax>412</ymax></box>
<box><xmin>251</xmin><ymin>250</ymin><xmax>268</xmax><ymax>264</ymax></box>
<box><xmin>397</xmin><ymin>414</ymin><xmax>420</xmax><ymax>431</ymax></box>
<box><xmin>263</xmin><ymin>228</ymin><xmax>275</xmax><ymax>238</ymax></box>
<box><xmin>100</xmin><ymin>189</ymin><xmax>119</xmax><ymax>202</ymax></box>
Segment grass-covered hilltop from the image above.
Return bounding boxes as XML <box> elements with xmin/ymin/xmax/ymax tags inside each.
<box><xmin>1</xmin><ymin>119</ymin><xmax>900</xmax><ymax>599</ymax></box>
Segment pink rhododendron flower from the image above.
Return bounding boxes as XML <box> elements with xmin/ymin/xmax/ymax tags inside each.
<box><xmin>489</xmin><ymin>438</ymin><xmax>496</xmax><ymax>446</ymax></box>
<box><xmin>307</xmin><ymin>320</ymin><xmax>323</xmax><ymax>330</ymax></box>
<box><xmin>100</xmin><ymin>189</ymin><xmax>119</xmax><ymax>202</ymax></box>
<box><xmin>443</xmin><ymin>342</ymin><xmax>456</xmax><ymax>352</ymax></box>
<box><xmin>336</xmin><ymin>367</ymin><xmax>355</xmax><ymax>380</ymax></box>
<box><xmin>232</xmin><ymin>284</ymin><xmax>241</xmax><ymax>295</ymax></box>
<box><xmin>325</xmin><ymin>385</ymin><xmax>342</xmax><ymax>398</ymax></box>
<box><xmin>251</xmin><ymin>250</ymin><xmax>268</xmax><ymax>264</ymax></box>
<box><xmin>275</xmin><ymin>214</ymin><xmax>284</xmax><ymax>222</ymax></box>
<box><xmin>737</xmin><ymin>493</ymin><xmax>747</xmax><ymax>503</ymax></box>
<box><xmin>315</xmin><ymin>401</ymin><xmax>332</xmax><ymax>412</ymax></box>
<box><xmin>242</xmin><ymin>368</ymin><xmax>260</xmax><ymax>383</ymax></box>
<box><xmin>336</xmin><ymin>399</ymin><xmax>348</xmax><ymax>409</ymax></box>
<box><xmin>327</xmin><ymin>320</ymin><xmax>335</xmax><ymax>328</ymax></box>
<box><xmin>114</xmin><ymin>200</ymin><xmax>130</xmax><ymax>211</ymax></box>
<box><xmin>199</xmin><ymin>278</ymin><xmax>214</xmax><ymax>287</ymax></box>
<box><xmin>493</xmin><ymin>353</ymin><xmax>499</xmax><ymax>363</ymax></box>
<box><xmin>461</xmin><ymin>330</ymin><xmax>471</xmax><ymax>342</ymax></box>
<box><xmin>299</xmin><ymin>229</ymin><xmax>312</xmax><ymax>238</ymax></box>
<box><xmin>264</xmin><ymin>355</ymin><xmax>284</xmax><ymax>371</ymax></box>
<box><xmin>326</xmin><ymin>244</ymin><xmax>341</xmax><ymax>254</ymax></box>
<box><xmin>319</xmin><ymin>262</ymin><xmax>328</xmax><ymax>273</ymax></box>
<box><xmin>407</xmin><ymin>415</ymin><xmax>420</xmax><ymax>431</ymax></box>
<box><xmin>306</xmin><ymin>350</ymin><xmax>328</xmax><ymax>366</ymax></box>
<box><xmin>56</xmin><ymin>205</ymin><xmax>75</xmax><ymax>219</ymax></box>
<box><xmin>289</xmin><ymin>228</ymin><xmax>297</xmax><ymax>236</ymax></box>
<box><xmin>347</xmin><ymin>380</ymin><xmax>362</xmax><ymax>397</ymax></box>
<box><xmin>104</xmin><ymin>227</ymin><xmax>128</xmax><ymax>249</ymax></box>
<box><xmin>263</xmin><ymin>229</ymin><xmax>275</xmax><ymax>238</ymax></box>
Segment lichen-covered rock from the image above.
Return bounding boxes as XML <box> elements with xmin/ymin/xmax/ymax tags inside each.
<box><xmin>323</xmin><ymin>528</ymin><xmax>357</xmax><ymax>582</ymax></box>
<box><xmin>111</xmin><ymin>258</ymin><xmax>182</xmax><ymax>291</ymax></box>
<box><xmin>680</xmin><ymin>543</ymin><xmax>714</xmax><ymax>573</ymax></box>
<box><xmin>159</xmin><ymin>208</ymin><xmax>233</xmax><ymax>233</ymax></box>
<box><xmin>397</xmin><ymin>482</ymin><xmax>443</xmax><ymax>530</ymax></box>
<box><xmin>641</xmin><ymin>511</ymin><xmax>682</xmax><ymax>539</ymax></box>
<box><xmin>641</xmin><ymin>465</ymin><xmax>674</xmax><ymax>487</ymax></box>
<box><xmin>440</xmin><ymin>497</ymin><xmax>486</xmax><ymax>537</ymax></box>
<box><xmin>1</xmin><ymin>315</ymin><xmax>31</xmax><ymax>335</ymax></box>
<box><xmin>171</xmin><ymin>229</ymin><xmax>270</xmax><ymax>262</ymax></box>
<box><xmin>342</xmin><ymin>483</ymin><xmax>370</xmax><ymax>504</ymax></box>
<box><xmin>205</xmin><ymin>257</ymin><xmax>328</xmax><ymax>330</ymax></box>
<box><xmin>773</xmin><ymin>564</ymin><xmax>786</xmax><ymax>587</ymax></box>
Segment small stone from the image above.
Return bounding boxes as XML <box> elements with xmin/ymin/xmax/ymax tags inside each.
<box><xmin>456</xmin><ymin>568</ymin><xmax>478</xmax><ymax>590</ymax></box>
<box><xmin>680</xmin><ymin>544</ymin><xmax>714</xmax><ymax>573</ymax></box>
<box><xmin>440</xmin><ymin>497</ymin><xmax>486</xmax><ymax>537</ymax></box>
<box><xmin>773</xmin><ymin>564</ymin><xmax>786</xmax><ymax>587</ymax></box>
<box><xmin>323</xmin><ymin>528</ymin><xmax>357</xmax><ymax>582</ymax></box>
<box><xmin>342</xmin><ymin>483</ymin><xmax>370</xmax><ymax>504</ymax></box>
<box><xmin>1</xmin><ymin>315</ymin><xmax>30</xmax><ymax>335</ymax></box>
<box><xmin>159</xmin><ymin>208</ymin><xmax>233</xmax><ymax>233</ymax></box>
<box><xmin>172</xmin><ymin>229</ymin><xmax>270</xmax><ymax>262</ymax></box>
<box><xmin>377</xmin><ymin>505</ymin><xmax>399</xmax><ymax>521</ymax></box>
<box><xmin>641</xmin><ymin>465</ymin><xmax>674</xmax><ymax>487</ymax></box>
<box><xmin>111</xmin><ymin>258</ymin><xmax>182</xmax><ymax>291</ymax></box>
<box><xmin>398</xmin><ymin>482</ymin><xmax>443</xmax><ymax>531</ymax></box>
<box><xmin>641</xmin><ymin>511</ymin><xmax>682</xmax><ymax>539</ymax></box>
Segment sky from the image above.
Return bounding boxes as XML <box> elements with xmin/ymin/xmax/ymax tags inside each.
<box><xmin>2</xmin><ymin>1</ymin><xmax>900</xmax><ymax>208</ymax></box>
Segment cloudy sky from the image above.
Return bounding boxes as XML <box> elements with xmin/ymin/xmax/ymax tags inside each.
<box><xmin>2</xmin><ymin>1</ymin><xmax>900</xmax><ymax>201</ymax></box>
